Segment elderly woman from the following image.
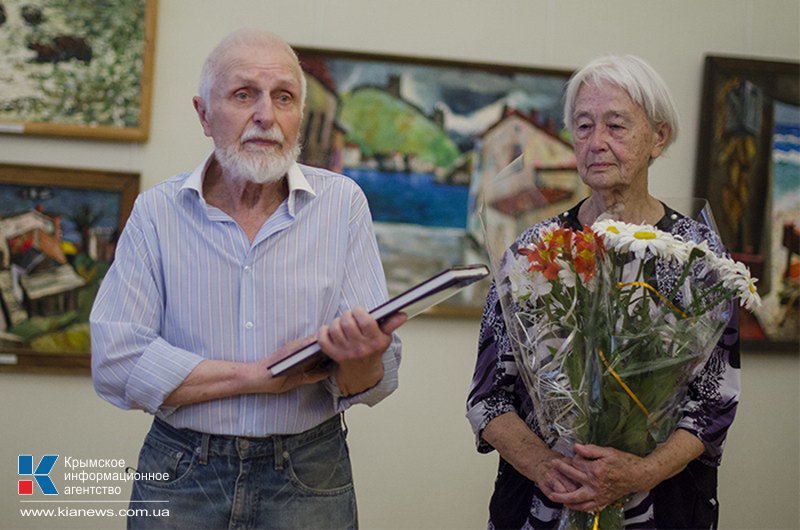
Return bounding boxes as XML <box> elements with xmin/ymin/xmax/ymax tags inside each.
<box><xmin>467</xmin><ymin>55</ymin><xmax>739</xmax><ymax>529</ymax></box>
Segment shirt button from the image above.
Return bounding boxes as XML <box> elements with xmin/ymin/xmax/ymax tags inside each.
<box><xmin>245</xmin><ymin>321</ymin><xmax>254</xmax><ymax>330</ymax></box>
<box><xmin>243</xmin><ymin>265</ymin><xmax>252</xmax><ymax>273</ymax></box>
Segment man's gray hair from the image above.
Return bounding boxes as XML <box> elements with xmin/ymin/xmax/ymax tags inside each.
<box><xmin>197</xmin><ymin>28</ymin><xmax>307</xmax><ymax>111</ymax></box>
<box><xmin>563</xmin><ymin>55</ymin><xmax>679</xmax><ymax>149</ymax></box>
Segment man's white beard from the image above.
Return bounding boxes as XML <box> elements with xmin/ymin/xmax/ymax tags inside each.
<box><xmin>215</xmin><ymin>125</ymin><xmax>302</xmax><ymax>184</ymax></box>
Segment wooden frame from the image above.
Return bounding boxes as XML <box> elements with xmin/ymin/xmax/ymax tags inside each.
<box><xmin>0</xmin><ymin>0</ymin><xmax>157</xmax><ymax>141</ymax></box>
<box><xmin>294</xmin><ymin>47</ymin><xmax>575</xmax><ymax>316</ymax></box>
<box><xmin>0</xmin><ymin>163</ymin><xmax>139</xmax><ymax>373</ymax></box>
<box><xmin>695</xmin><ymin>54</ymin><xmax>800</xmax><ymax>351</ymax></box>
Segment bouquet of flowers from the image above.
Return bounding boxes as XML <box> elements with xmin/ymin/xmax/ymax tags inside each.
<box><xmin>476</xmin><ymin>158</ymin><xmax>760</xmax><ymax>530</ymax></box>
<box><xmin>502</xmin><ymin>220</ymin><xmax>758</xmax><ymax>528</ymax></box>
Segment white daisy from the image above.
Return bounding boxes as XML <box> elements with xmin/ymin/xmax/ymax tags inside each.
<box><xmin>715</xmin><ymin>256</ymin><xmax>762</xmax><ymax>310</ymax></box>
<box><xmin>738</xmin><ymin>275</ymin><xmax>762</xmax><ymax>311</ymax></box>
<box><xmin>687</xmin><ymin>240</ymin><xmax>713</xmax><ymax>258</ymax></box>
<box><xmin>656</xmin><ymin>231</ymin><xmax>692</xmax><ymax>262</ymax></box>
<box><xmin>715</xmin><ymin>255</ymin><xmax>748</xmax><ymax>286</ymax></box>
<box><xmin>624</xmin><ymin>225</ymin><xmax>671</xmax><ymax>259</ymax></box>
<box><xmin>591</xmin><ymin>219</ymin><xmax>636</xmax><ymax>252</ymax></box>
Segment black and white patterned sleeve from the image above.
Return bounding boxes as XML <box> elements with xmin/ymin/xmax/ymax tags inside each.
<box><xmin>465</xmin><ymin>279</ymin><xmax>521</xmax><ymax>453</ymax></box>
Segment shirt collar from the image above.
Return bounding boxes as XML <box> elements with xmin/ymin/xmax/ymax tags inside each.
<box><xmin>180</xmin><ymin>153</ymin><xmax>317</xmax><ymax>215</ymax></box>
<box><xmin>180</xmin><ymin>153</ymin><xmax>213</xmax><ymax>196</ymax></box>
<box><xmin>285</xmin><ymin>162</ymin><xmax>316</xmax><ymax>216</ymax></box>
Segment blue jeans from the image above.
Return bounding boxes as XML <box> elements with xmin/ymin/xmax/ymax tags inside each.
<box><xmin>128</xmin><ymin>415</ymin><xmax>357</xmax><ymax>529</ymax></box>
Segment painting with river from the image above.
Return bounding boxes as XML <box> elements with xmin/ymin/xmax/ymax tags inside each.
<box><xmin>296</xmin><ymin>48</ymin><xmax>579</xmax><ymax>312</ymax></box>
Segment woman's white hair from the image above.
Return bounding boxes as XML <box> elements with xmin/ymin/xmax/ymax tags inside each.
<box><xmin>563</xmin><ymin>55</ymin><xmax>679</xmax><ymax>149</ymax></box>
<box><xmin>197</xmin><ymin>28</ymin><xmax>307</xmax><ymax>111</ymax></box>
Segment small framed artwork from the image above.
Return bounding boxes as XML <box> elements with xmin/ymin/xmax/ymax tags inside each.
<box><xmin>0</xmin><ymin>163</ymin><xmax>139</xmax><ymax>373</ymax></box>
<box><xmin>695</xmin><ymin>54</ymin><xmax>800</xmax><ymax>351</ymax></box>
<box><xmin>294</xmin><ymin>47</ymin><xmax>579</xmax><ymax>316</ymax></box>
<box><xmin>0</xmin><ymin>0</ymin><xmax>157</xmax><ymax>141</ymax></box>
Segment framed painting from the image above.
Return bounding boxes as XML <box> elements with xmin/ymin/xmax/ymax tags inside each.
<box><xmin>695</xmin><ymin>54</ymin><xmax>800</xmax><ymax>351</ymax></box>
<box><xmin>0</xmin><ymin>163</ymin><xmax>139</xmax><ymax>373</ymax></box>
<box><xmin>0</xmin><ymin>0</ymin><xmax>157</xmax><ymax>141</ymax></box>
<box><xmin>295</xmin><ymin>47</ymin><xmax>578</xmax><ymax>315</ymax></box>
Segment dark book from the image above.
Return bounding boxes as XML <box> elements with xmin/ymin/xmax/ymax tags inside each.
<box><xmin>267</xmin><ymin>264</ymin><xmax>490</xmax><ymax>377</ymax></box>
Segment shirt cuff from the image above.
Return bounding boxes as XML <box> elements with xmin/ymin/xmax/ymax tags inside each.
<box><xmin>325</xmin><ymin>335</ymin><xmax>401</xmax><ymax>410</ymax></box>
<box><xmin>125</xmin><ymin>337</ymin><xmax>205</xmax><ymax>414</ymax></box>
<box><xmin>466</xmin><ymin>397</ymin><xmax>516</xmax><ymax>454</ymax></box>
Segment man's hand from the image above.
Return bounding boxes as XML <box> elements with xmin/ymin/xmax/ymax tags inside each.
<box><xmin>254</xmin><ymin>336</ymin><xmax>332</xmax><ymax>393</ymax></box>
<box><xmin>163</xmin><ymin>311</ymin><xmax>406</xmax><ymax>407</ymax></box>
<box><xmin>317</xmin><ymin>308</ymin><xmax>406</xmax><ymax>396</ymax></box>
<box><xmin>164</xmin><ymin>337</ymin><xmax>330</xmax><ymax>407</ymax></box>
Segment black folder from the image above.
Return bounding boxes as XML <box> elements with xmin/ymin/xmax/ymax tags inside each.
<box><xmin>267</xmin><ymin>264</ymin><xmax>490</xmax><ymax>377</ymax></box>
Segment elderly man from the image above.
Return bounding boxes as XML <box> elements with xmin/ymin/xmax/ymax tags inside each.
<box><xmin>91</xmin><ymin>29</ymin><xmax>405</xmax><ymax>529</ymax></box>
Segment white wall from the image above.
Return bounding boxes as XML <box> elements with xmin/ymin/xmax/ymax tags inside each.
<box><xmin>1</xmin><ymin>1</ymin><xmax>798</xmax><ymax>528</ymax></box>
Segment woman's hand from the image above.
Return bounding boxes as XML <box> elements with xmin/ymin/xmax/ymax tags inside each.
<box><xmin>530</xmin><ymin>450</ymin><xmax>581</xmax><ymax>500</ymax></box>
<box><xmin>550</xmin><ymin>444</ymin><xmax>647</xmax><ymax>512</ymax></box>
<box><xmin>482</xmin><ymin>412</ymin><xmax>579</xmax><ymax>501</ymax></box>
<box><xmin>548</xmin><ymin>430</ymin><xmax>705</xmax><ymax>513</ymax></box>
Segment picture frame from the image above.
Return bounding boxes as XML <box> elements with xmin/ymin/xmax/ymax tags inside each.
<box><xmin>0</xmin><ymin>0</ymin><xmax>157</xmax><ymax>142</ymax></box>
<box><xmin>294</xmin><ymin>47</ymin><xmax>577</xmax><ymax>316</ymax></box>
<box><xmin>694</xmin><ymin>54</ymin><xmax>800</xmax><ymax>351</ymax></box>
<box><xmin>0</xmin><ymin>163</ymin><xmax>139</xmax><ymax>373</ymax></box>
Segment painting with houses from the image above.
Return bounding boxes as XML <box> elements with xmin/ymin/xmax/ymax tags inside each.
<box><xmin>0</xmin><ymin>181</ymin><xmax>121</xmax><ymax>357</ymax></box>
<box><xmin>295</xmin><ymin>49</ymin><xmax>587</xmax><ymax>310</ymax></box>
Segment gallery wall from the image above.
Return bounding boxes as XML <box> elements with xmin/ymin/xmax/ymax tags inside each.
<box><xmin>1</xmin><ymin>1</ymin><xmax>798</xmax><ymax>528</ymax></box>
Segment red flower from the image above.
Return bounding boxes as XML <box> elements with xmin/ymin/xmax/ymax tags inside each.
<box><xmin>519</xmin><ymin>228</ymin><xmax>574</xmax><ymax>281</ymax></box>
<box><xmin>571</xmin><ymin>227</ymin><xmax>604</xmax><ymax>281</ymax></box>
<box><xmin>575</xmin><ymin>226</ymin><xmax>605</xmax><ymax>257</ymax></box>
<box><xmin>574</xmin><ymin>248</ymin><xmax>597</xmax><ymax>281</ymax></box>
<box><xmin>543</xmin><ymin>227</ymin><xmax>573</xmax><ymax>255</ymax></box>
<box><xmin>519</xmin><ymin>246</ymin><xmax>561</xmax><ymax>279</ymax></box>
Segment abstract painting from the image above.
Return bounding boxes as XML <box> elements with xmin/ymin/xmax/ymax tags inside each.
<box><xmin>695</xmin><ymin>55</ymin><xmax>800</xmax><ymax>350</ymax></box>
<box><xmin>0</xmin><ymin>0</ymin><xmax>157</xmax><ymax>141</ymax></box>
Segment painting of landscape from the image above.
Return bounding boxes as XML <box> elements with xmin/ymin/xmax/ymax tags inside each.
<box><xmin>296</xmin><ymin>48</ymin><xmax>578</xmax><ymax>313</ymax></box>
